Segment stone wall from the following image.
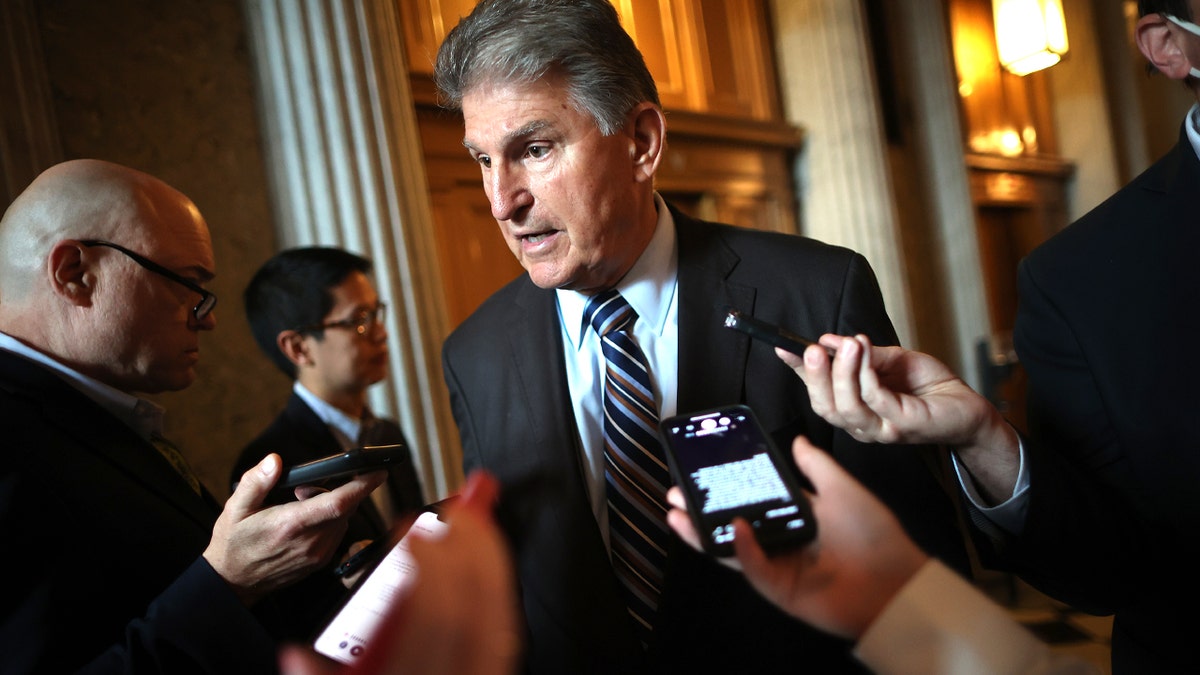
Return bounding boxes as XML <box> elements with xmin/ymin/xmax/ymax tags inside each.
<box><xmin>36</xmin><ymin>0</ymin><xmax>289</xmax><ymax>499</ymax></box>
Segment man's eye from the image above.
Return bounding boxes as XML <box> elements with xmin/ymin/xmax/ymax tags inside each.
<box><xmin>526</xmin><ymin>145</ymin><xmax>549</xmax><ymax>159</ymax></box>
<box><xmin>476</xmin><ymin>155</ymin><xmax>492</xmax><ymax>169</ymax></box>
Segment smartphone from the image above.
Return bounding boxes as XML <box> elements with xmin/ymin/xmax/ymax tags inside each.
<box><xmin>334</xmin><ymin>538</ymin><xmax>385</xmax><ymax>579</ymax></box>
<box><xmin>332</xmin><ymin>495</ymin><xmax>459</xmax><ymax>579</ymax></box>
<box><xmin>313</xmin><ymin>510</ymin><xmax>449</xmax><ymax>664</ymax></box>
<box><xmin>277</xmin><ymin>444</ymin><xmax>407</xmax><ymax>491</ymax></box>
<box><xmin>723</xmin><ymin>308</ymin><xmax>833</xmax><ymax>356</ymax></box>
<box><xmin>659</xmin><ymin>405</ymin><xmax>816</xmax><ymax>557</ymax></box>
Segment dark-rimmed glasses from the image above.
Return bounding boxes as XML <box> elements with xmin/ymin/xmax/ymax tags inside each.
<box><xmin>79</xmin><ymin>239</ymin><xmax>217</xmax><ymax>321</ymax></box>
<box><xmin>295</xmin><ymin>302</ymin><xmax>387</xmax><ymax>336</ymax></box>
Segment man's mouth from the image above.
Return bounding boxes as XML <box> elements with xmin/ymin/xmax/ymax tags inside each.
<box><xmin>522</xmin><ymin>231</ymin><xmax>555</xmax><ymax>244</ymax></box>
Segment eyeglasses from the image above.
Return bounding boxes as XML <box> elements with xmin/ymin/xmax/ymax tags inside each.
<box><xmin>79</xmin><ymin>239</ymin><xmax>218</xmax><ymax>321</ymax></box>
<box><xmin>296</xmin><ymin>302</ymin><xmax>387</xmax><ymax>336</ymax></box>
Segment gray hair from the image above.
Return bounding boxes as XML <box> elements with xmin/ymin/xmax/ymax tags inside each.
<box><xmin>434</xmin><ymin>0</ymin><xmax>660</xmax><ymax>136</ymax></box>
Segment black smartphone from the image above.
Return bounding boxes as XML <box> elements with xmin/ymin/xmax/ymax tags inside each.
<box><xmin>333</xmin><ymin>538</ymin><xmax>385</xmax><ymax>578</ymax></box>
<box><xmin>277</xmin><ymin>443</ymin><xmax>407</xmax><ymax>491</ymax></box>
<box><xmin>723</xmin><ymin>308</ymin><xmax>833</xmax><ymax>356</ymax></box>
<box><xmin>332</xmin><ymin>495</ymin><xmax>459</xmax><ymax>579</ymax></box>
<box><xmin>659</xmin><ymin>405</ymin><xmax>816</xmax><ymax>557</ymax></box>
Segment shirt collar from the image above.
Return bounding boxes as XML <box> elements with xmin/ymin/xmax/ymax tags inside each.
<box><xmin>293</xmin><ymin>380</ymin><xmax>361</xmax><ymax>447</ymax></box>
<box><xmin>0</xmin><ymin>330</ymin><xmax>166</xmax><ymax>440</ymax></box>
<box><xmin>558</xmin><ymin>193</ymin><xmax>679</xmax><ymax>349</ymax></box>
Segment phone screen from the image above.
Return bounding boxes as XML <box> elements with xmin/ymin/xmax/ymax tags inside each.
<box><xmin>660</xmin><ymin>405</ymin><xmax>816</xmax><ymax>556</ymax></box>
<box><xmin>313</xmin><ymin>510</ymin><xmax>447</xmax><ymax>664</ymax></box>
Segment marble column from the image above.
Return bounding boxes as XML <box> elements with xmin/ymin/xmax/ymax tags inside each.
<box><xmin>771</xmin><ymin>0</ymin><xmax>989</xmax><ymax>383</ymax></box>
<box><xmin>770</xmin><ymin>0</ymin><xmax>915</xmax><ymax>347</ymax></box>
<box><xmin>892</xmin><ymin>0</ymin><xmax>990</xmax><ymax>384</ymax></box>
<box><xmin>242</xmin><ymin>0</ymin><xmax>460</xmax><ymax>496</ymax></box>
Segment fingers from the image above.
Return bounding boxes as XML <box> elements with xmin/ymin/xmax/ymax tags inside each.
<box><xmin>226</xmin><ymin>454</ymin><xmax>282</xmax><ymax>516</ymax></box>
<box><xmin>831</xmin><ymin>336</ymin><xmax>890</xmax><ymax>438</ymax></box>
<box><xmin>730</xmin><ymin>517</ymin><xmax>772</xmax><ymax>582</ymax></box>
<box><xmin>666</xmin><ymin>503</ymin><xmax>703</xmax><ymax>553</ymax></box>
<box><xmin>287</xmin><ymin>470</ymin><xmax>387</xmax><ymax>527</ymax></box>
<box><xmin>666</xmin><ymin>485</ymin><xmax>686</xmax><ymax>510</ymax></box>
<box><xmin>458</xmin><ymin>470</ymin><xmax>501</xmax><ymax>517</ymax></box>
<box><xmin>787</xmin><ymin>334</ymin><xmax>876</xmax><ymax>436</ymax></box>
<box><xmin>789</xmin><ymin>435</ymin><xmax>843</xmax><ymax>491</ymax></box>
<box><xmin>293</xmin><ymin>485</ymin><xmax>329</xmax><ymax>501</ymax></box>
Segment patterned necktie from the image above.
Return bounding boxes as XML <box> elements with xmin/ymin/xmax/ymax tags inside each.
<box><xmin>584</xmin><ymin>289</ymin><xmax>670</xmax><ymax>648</ymax></box>
<box><xmin>151</xmin><ymin>434</ymin><xmax>203</xmax><ymax>496</ymax></box>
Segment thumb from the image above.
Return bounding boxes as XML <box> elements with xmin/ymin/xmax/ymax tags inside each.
<box><xmin>227</xmin><ymin>453</ymin><xmax>281</xmax><ymax>515</ymax></box>
<box><xmin>790</xmin><ymin>435</ymin><xmax>842</xmax><ymax>494</ymax></box>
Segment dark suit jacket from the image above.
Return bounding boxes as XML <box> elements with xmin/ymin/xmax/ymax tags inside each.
<box><xmin>442</xmin><ymin>208</ymin><xmax>970</xmax><ymax>674</ymax></box>
<box><xmin>0</xmin><ymin>349</ymin><xmax>278</xmax><ymax>674</ymax></box>
<box><xmin>1008</xmin><ymin>128</ymin><xmax>1200</xmax><ymax>672</ymax></box>
<box><xmin>232</xmin><ymin>392</ymin><xmax>425</xmax><ymax>640</ymax></box>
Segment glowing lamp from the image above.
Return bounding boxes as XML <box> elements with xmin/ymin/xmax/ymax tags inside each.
<box><xmin>993</xmin><ymin>0</ymin><xmax>1069</xmax><ymax>76</ymax></box>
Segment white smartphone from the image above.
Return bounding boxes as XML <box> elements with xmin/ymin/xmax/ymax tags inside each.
<box><xmin>312</xmin><ymin>510</ymin><xmax>448</xmax><ymax>664</ymax></box>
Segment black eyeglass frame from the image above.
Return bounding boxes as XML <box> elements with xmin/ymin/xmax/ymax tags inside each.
<box><xmin>79</xmin><ymin>239</ymin><xmax>217</xmax><ymax>320</ymax></box>
<box><xmin>294</xmin><ymin>302</ymin><xmax>388</xmax><ymax>336</ymax></box>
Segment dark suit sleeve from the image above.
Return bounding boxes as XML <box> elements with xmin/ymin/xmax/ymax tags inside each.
<box><xmin>999</xmin><ymin>258</ymin><xmax>1145</xmax><ymax>613</ymax></box>
<box><xmin>0</xmin><ymin>447</ymin><xmax>277</xmax><ymax>674</ymax></box>
<box><xmin>76</xmin><ymin>560</ymin><xmax>279</xmax><ymax>675</ymax></box>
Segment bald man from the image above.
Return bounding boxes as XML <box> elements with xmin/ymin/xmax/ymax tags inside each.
<box><xmin>0</xmin><ymin>159</ymin><xmax>385</xmax><ymax>673</ymax></box>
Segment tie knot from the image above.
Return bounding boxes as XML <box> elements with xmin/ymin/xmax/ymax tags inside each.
<box><xmin>584</xmin><ymin>289</ymin><xmax>636</xmax><ymax>337</ymax></box>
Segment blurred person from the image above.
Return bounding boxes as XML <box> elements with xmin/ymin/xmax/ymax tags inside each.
<box><xmin>0</xmin><ymin>159</ymin><xmax>383</xmax><ymax>673</ymax></box>
<box><xmin>234</xmin><ymin>247</ymin><xmax>426</xmax><ymax>637</ymax></box>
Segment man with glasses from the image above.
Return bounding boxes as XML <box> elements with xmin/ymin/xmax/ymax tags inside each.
<box><xmin>0</xmin><ymin>159</ymin><xmax>385</xmax><ymax>673</ymax></box>
<box><xmin>233</xmin><ymin>246</ymin><xmax>425</xmax><ymax>638</ymax></box>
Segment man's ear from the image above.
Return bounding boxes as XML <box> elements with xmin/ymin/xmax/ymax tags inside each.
<box><xmin>277</xmin><ymin>330</ymin><xmax>312</xmax><ymax>369</ymax></box>
<box><xmin>47</xmin><ymin>240</ymin><xmax>93</xmax><ymax>307</ymax></box>
<box><xmin>1136</xmin><ymin>13</ymin><xmax>1194</xmax><ymax>80</ymax></box>
<box><xmin>628</xmin><ymin>102</ymin><xmax>666</xmax><ymax>184</ymax></box>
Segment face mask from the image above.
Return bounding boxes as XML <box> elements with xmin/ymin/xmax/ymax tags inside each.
<box><xmin>1165</xmin><ymin>13</ymin><xmax>1200</xmax><ymax>78</ymax></box>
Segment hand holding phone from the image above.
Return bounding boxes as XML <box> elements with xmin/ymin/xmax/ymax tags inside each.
<box><xmin>659</xmin><ymin>405</ymin><xmax>816</xmax><ymax>557</ymax></box>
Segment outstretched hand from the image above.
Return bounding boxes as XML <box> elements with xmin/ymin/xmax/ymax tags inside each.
<box><xmin>782</xmin><ymin>335</ymin><xmax>1022</xmax><ymax>503</ymax></box>
<box><xmin>781</xmin><ymin>334</ymin><xmax>994</xmax><ymax>446</ymax></box>
<box><xmin>667</xmin><ymin>436</ymin><xmax>928</xmax><ymax>639</ymax></box>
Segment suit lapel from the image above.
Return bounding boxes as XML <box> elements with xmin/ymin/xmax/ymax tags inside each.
<box><xmin>673</xmin><ymin>211</ymin><xmax>756</xmax><ymax>413</ymax></box>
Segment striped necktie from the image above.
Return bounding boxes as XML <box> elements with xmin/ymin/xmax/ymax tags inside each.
<box><xmin>584</xmin><ymin>289</ymin><xmax>670</xmax><ymax>648</ymax></box>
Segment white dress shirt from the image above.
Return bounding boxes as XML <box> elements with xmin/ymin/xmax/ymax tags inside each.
<box><xmin>557</xmin><ymin>193</ymin><xmax>680</xmax><ymax>545</ymax></box>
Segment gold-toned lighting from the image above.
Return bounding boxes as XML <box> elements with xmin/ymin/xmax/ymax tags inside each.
<box><xmin>993</xmin><ymin>0</ymin><xmax>1069</xmax><ymax>76</ymax></box>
